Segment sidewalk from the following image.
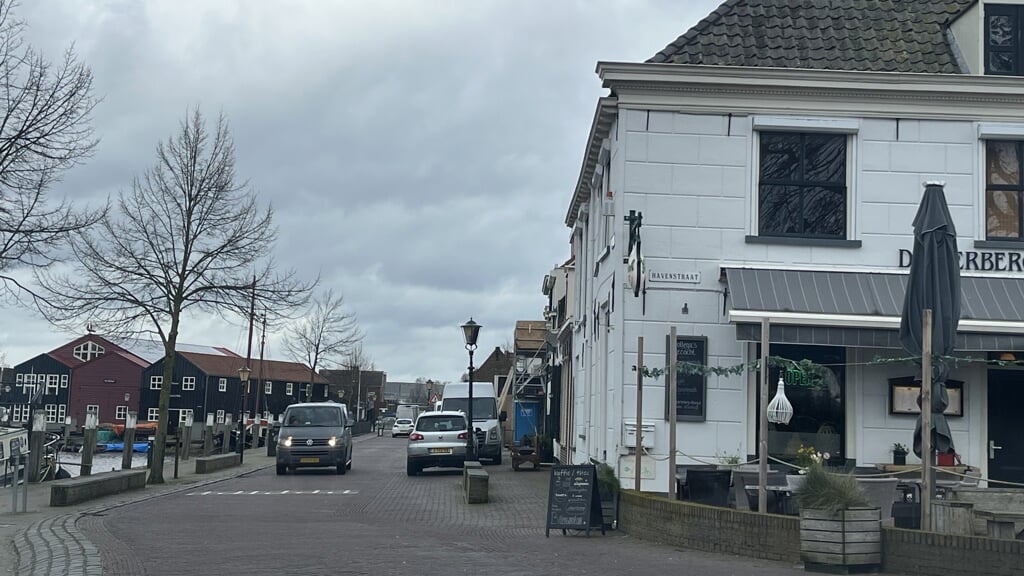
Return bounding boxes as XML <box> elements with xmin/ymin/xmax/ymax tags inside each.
<box><xmin>0</xmin><ymin>445</ymin><xmax>278</xmax><ymax>576</ymax></box>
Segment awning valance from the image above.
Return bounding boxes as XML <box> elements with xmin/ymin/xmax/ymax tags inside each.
<box><xmin>725</xmin><ymin>267</ymin><xmax>1024</xmax><ymax>349</ymax></box>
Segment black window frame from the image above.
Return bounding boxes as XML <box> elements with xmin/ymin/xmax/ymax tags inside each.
<box><xmin>757</xmin><ymin>131</ymin><xmax>848</xmax><ymax>240</ymax></box>
<box><xmin>985</xmin><ymin>140</ymin><xmax>1024</xmax><ymax>241</ymax></box>
<box><xmin>986</xmin><ymin>4</ymin><xmax>1024</xmax><ymax>76</ymax></box>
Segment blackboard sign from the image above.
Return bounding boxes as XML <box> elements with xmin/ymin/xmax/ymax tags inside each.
<box><xmin>666</xmin><ymin>335</ymin><xmax>707</xmax><ymax>422</ymax></box>
<box><xmin>545</xmin><ymin>464</ymin><xmax>605</xmax><ymax>537</ymax></box>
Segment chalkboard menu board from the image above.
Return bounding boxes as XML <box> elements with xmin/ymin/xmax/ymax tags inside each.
<box><xmin>545</xmin><ymin>464</ymin><xmax>605</xmax><ymax>537</ymax></box>
<box><xmin>666</xmin><ymin>335</ymin><xmax>707</xmax><ymax>422</ymax></box>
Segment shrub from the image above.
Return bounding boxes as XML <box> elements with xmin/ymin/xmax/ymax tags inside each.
<box><xmin>794</xmin><ymin>461</ymin><xmax>868</xmax><ymax>513</ymax></box>
<box><xmin>595</xmin><ymin>462</ymin><xmax>620</xmax><ymax>500</ymax></box>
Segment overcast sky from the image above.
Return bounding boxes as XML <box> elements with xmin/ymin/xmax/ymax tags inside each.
<box><xmin>2</xmin><ymin>0</ymin><xmax>721</xmax><ymax>383</ymax></box>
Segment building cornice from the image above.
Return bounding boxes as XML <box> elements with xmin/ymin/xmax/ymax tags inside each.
<box><xmin>566</xmin><ymin>96</ymin><xmax>617</xmax><ymax>227</ymax></box>
<box><xmin>597</xmin><ymin>62</ymin><xmax>1024</xmax><ymax>119</ymax></box>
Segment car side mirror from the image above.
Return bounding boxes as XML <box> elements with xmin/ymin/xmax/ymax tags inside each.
<box><xmin>499</xmin><ymin>411</ymin><xmax>507</xmax><ymax>422</ymax></box>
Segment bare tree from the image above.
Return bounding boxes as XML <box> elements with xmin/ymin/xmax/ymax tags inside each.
<box><xmin>343</xmin><ymin>343</ymin><xmax>373</xmax><ymax>420</ymax></box>
<box><xmin>39</xmin><ymin>108</ymin><xmax>311</xmax><ymax>484</ymax></box>
<box><xmin>284</xmin><ymin>288</ymin><xmax>363</xmax><ymax>397</ymax></box>
<box><xmin>0</xmin><ymin>1</ymin><xmax>102</xmax><ymax>298</ymax></box>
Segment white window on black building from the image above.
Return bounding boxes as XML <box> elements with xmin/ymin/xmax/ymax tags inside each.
<box><xmin>182</xmin><ymin>376</ymin><xmax>196</xmax><ymax>391</ymax></box>
<box><xmin>115</xmin><ymin>405</ymin><xmax>128</xmax><ymax>420</ymax></box>
<box><xmin>150</xmin><ymin>376</ymin><xmax>162</xmax><ymax>390</ymax></box>
<box><xmin>218</xmin><ymin>378</ymin><xmax>227</xmax><ymax>392</ymax></box>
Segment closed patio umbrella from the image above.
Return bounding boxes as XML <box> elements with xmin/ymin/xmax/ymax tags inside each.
<box><xmin>899</xmin><ymin>182</ymin><xmax>958</xmax><ymax>458</ymax></box>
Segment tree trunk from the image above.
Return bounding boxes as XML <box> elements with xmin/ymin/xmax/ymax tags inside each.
<box><xmin>148</xmin><ymin>326</ymin><xmax>179</xmax><ymax>484</ymax></box>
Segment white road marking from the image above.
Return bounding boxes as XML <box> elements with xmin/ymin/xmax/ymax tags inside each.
<box><xmin>185</xmin><ymin>490</ymin><xmax>358</xmax><ymax>496</ymax></box>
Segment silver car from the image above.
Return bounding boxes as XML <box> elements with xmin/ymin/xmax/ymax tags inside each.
<box><xmin>406</xmin><ymin>411</ymin><xmax>469</xmax><ymax>476</ymax></box>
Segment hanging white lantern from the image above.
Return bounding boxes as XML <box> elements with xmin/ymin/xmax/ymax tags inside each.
<box><xmin>766</xmin><ymin>374</ymin><xmax>793</xmax><ymax>424</ymax></box>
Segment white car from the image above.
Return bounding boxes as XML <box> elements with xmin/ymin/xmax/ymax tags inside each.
<box><xmin>391</xmin><ymin>418</ymin><xmax>414</xmax><ymax>437</ymax></box>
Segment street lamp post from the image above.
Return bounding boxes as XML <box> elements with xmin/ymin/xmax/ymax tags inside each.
<box><xmin>238</xmin><ymin>366</ymin><xmax>251</xmax><ymax>464</ymax></box>
<box><xmin>426</xmin><ymin>380</ymin><xmax>433</xmax><ymax>409</ymax></box>
<box><xmin>461</xmin><ymin>318</ymin><xmax>481</xmax><ymax>462</ymax></box>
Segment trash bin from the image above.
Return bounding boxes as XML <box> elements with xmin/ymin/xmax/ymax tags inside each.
<box><xmin>146</xmin><ymin>437</ymin><xmax>155</xmax><ymax>468</ymax></box>
<box><xmin>267</xmin><ymin>423</ymin><xmax>280</xmax><ymax>457</ymax></box>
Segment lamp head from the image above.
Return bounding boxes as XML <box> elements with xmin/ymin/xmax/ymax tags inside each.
<box><xmin>238</xmin><ymin>366</ymin><xmax>252</xmax><ymax>382</ymax></box>
<box><xmin>461</xmin><ymin>318</ymin><xmax>481</xmax><ymax>350</ymax></box>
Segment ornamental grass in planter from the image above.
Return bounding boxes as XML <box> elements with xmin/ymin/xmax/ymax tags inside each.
<box><xmin>595</xmin><ymin>462</ymin><xmax>620</xmax><ymax>529</ymax></box>
<box><xmin>795</xmin><ymin>460</ymin><xmax>880</xmax><ymax>573</ymax></box>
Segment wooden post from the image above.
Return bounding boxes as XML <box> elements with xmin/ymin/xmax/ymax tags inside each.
<box><xmin>81</xmin><ymin>409</ymin><xmax>98</xmax><ymax>477</ymax></box>
<box><xmin>635</xmin><ymin>336</ymin><xmax>644</xmax><ymax>493</ymax></box>
<box><xmin>668</xmin><ymin>327</ymin><xmax>678</xmax><ymax>499</ymax></box>
<box><xmin>759</xmin><ymin>318</ymin><xmax>770</xmax><ymax>514</ymax></box>
<box><xmin>122</xmin><ymin>412</ymin><xmax>136</xmax><ymax>470</ymax></box>
<box><xmin>921</xmin><ymin>309</ymin><xmax>933</xmax><ymax>532</ymax></box>
<box><xmin>28</xmin><ymin>410</ymin><xmax>46</xmax><ymax>483</ymax></box>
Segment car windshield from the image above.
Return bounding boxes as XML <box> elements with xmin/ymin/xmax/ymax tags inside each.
<box><xmin>416</xmin><ymin>416</ymin><xmax>466</xmax><ymax>432</ymax></box>
<box><xmin>284</xmin><ymin>406</ymin><xmax>342</xmax><ymax>426</ymax></box>
<box><xmin>442</xmin><ymin>397</ymin><xmax>497</xmax><ymax>420</ymax></box>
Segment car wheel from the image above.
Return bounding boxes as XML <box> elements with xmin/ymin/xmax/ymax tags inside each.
<box><xmin>346</xmin><ymin>456</ymin><xmax>352</xmax><ymax>470</ymax></box>
<box><xmin>492</xmin><ymin>453</ymin><xmax>502</xmax><ymax>466</ymax></box>
<box><xmin>391</xmin><ymin>434</ymin><xmax>396</xmax><ymax>438</ymax></box>
<box><xmin>276</xmin><ymin>464</ymin><xmax>287</xmax><ymax>475</ymax></box>
<box><xmin>337</xmin><ymin>452</ymin><xmax>348</xmax><ymax>475</ymax></box>
<box><xmin>406</xmin><ymin>461</ymin><xmax>419</xmax><ymax>476</ymax></box>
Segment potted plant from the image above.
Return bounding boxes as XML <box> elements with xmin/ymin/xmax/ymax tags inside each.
<box><xmin>595</xmin><ymin>461</ymin><xmax>620</xmax><ymax>529</ymax></box>
<box><xmin>795</xmin><ymin>455</ymin><xmax>879</xmax><ymax>572</ymax></box>
<box><xmin>892</xmin><ymin>443</ymin><xmax>908</xmax><ymax>466</ymax></box>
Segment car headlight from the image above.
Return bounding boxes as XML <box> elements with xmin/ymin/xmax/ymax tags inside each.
<box><xmin>489</xmin><ymin>428</ymin><xmax>497</xmax><ymax>440</ymax></box>
<box><xmin>281</xmin><ymin>436</ymin><xmax>292</xmax><ymax>447</ymax></box>
<box><xmin>328</xmin><ymin>436</ymin><xmax>337</xmax><ymax>447</ymax></box>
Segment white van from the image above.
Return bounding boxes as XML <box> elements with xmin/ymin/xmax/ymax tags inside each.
<box><xmin>439</xmin><ymin>382</ymin><xmax>506</xmax><ymax>464</ymax></box>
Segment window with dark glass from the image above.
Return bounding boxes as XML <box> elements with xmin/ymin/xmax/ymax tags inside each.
<box><xmin>986</xmin><ymin>4</ymin><xmax>1024</xmax><ymax>75</ymax></box>
<box><xmin>758</xmin><ymin>132</ymin><xmax>847</xmax><ymax>239</ymax></box>
<box><xmin>986</xmin><ymin>140</ymin><xmax>1024</xmax><ymax>240</ymax></box>
<box><xmin>757</xmin><ymin>344</ymin><xmax>846</xmax><ymax>464</ymax></box>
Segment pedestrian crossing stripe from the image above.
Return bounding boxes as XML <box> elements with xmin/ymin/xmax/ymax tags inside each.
<box><xmin>186</xmin><ymin>489</ymin><xmax>358</xmax><ymax>496</ymax></box>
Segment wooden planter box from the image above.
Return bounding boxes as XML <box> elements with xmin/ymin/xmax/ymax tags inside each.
<box><xmin>800</xmin><ymin>507</ymin><xmax>880</xmax><ymax>573</ymax></box>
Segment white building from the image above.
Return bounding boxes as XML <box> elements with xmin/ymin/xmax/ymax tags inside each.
<box><xmin>563</xmin><ymin>0</ymin><xmax>1024</xmax><ymax>492</ymax></box>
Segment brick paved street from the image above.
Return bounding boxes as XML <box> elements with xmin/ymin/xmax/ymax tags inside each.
<box><xmin>75</xmin><ymin>435</ymin><xmax>809</xmax><ymax>576</ymax></box>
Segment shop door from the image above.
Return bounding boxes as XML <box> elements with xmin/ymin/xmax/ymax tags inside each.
<box><xmin>988</xmin><ymin>370</ymin><xmax>1024</xmax><ymax>485</ymax></box>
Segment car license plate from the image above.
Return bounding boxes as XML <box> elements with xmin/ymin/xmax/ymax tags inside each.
<box><xmin>300</xmin><ymin>457</ymin><xmax>320</xmax><ymax>463</ymax></box>
<box><xmin>429</xmin><ymin>448</ymin><xmax>451</xmax><ymax>455</ymax></box>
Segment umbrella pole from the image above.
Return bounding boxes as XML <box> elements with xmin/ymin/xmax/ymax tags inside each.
<box><xmin>759</xmin><ymin>317</ymin><xmax>769</xmax><ymax>514</ymax></box>
<box><xmin>921</xmin><ymin>310</ymin><xmax>933</xmax><ymax>532</ymax></box>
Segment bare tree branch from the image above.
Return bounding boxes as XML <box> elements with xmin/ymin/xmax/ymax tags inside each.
<box><xmin>38</xmin><ymin>107</ymin><xmax>313</xmax><ymax>484</ymax></box>
<box><xmin>284</xmin><ymin>288</ymin><xmax>364</xmax><ymax>393</ymax></box>
<box><xmin>0</xmin><ymin>1</ymin><xmax>102</xmax><ymax>300</ymax></box>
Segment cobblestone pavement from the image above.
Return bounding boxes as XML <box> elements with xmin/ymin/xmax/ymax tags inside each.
<box><xmin>1</xmin><ymin>435</ymin><xmax>851</xmax><ymax>576</ymax></box>
<box><xmin>79</xmin><ymin>436</ymin><xmax>812</xmax><ymax>576</ymax></box>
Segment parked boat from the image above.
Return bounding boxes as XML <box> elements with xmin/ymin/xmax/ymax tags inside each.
<box><xmin>102</xmin><ymin>442</ymin><xmax>151</xmax><ymax>453</ymax></box>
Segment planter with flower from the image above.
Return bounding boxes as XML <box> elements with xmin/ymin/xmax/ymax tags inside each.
<box><xmin>891</xmin><ymin>443</ymin><xmax>908</xmax><ymax>466</ymax></box>
<box><xmin>786</xmin><ymin>444</ymin><xmax>821</xmax><ymax>492</ymax></box>
<box><xmin>795</xmin><ymin>453</ymin><xmax>879</xmax><ymax>572</ymax></box>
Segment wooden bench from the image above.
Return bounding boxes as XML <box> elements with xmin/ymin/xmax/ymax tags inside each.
<box><xmin>509</xmin><ymin>443</ymin><xmax>540</xmax><ymax>471</ymax></box>
<box><xmin>974</xmin><ymin>510</ymin><xmax>1024</xmax><ymax>540</ymax></box>
<box><xmin>195</xmin><ymin>453</ymin><xmax>240</xmax><ymax>474</ymax></box>
<box><xmin>50</xmin><ymin>469</ymin><xmax>148</xmax><ymax>506</ymax></box>
<box><xmin>465</xmin><ymin>468</ymin><xmax>489</xmax><ymax>504</ymax></box>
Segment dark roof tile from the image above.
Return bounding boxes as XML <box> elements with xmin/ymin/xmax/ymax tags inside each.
<box><xmin>649</xmin><ymin>0</ymin><xmax>974</xmax><ymax>74</ymax></box>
